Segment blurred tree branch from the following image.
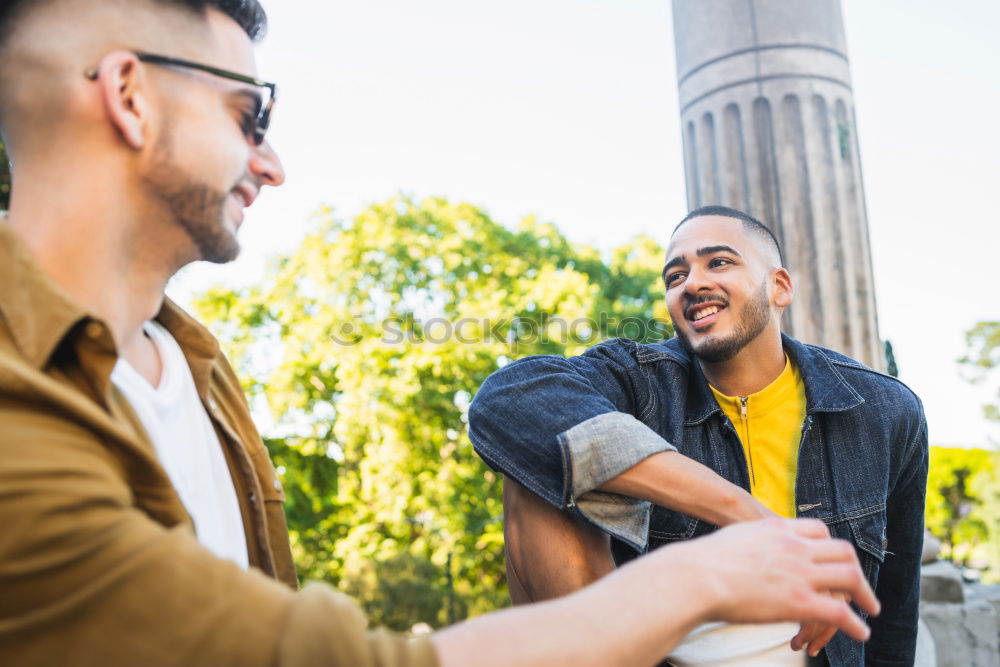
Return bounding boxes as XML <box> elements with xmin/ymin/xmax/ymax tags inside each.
<box><xmin>960</xmin><ymin>321</ymin><xmax>1000</xmax><ymax>423</ymax></box>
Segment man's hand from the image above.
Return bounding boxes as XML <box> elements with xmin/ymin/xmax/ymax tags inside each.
<box><xmin>778</xmin><ymin>522</ymin><xmax>852</xmax><ymax>657</ymax></box>
<box><xmin>681</xmin><ymin>518</ymin><xmax>880</xmax><ymax>642</ymax></box>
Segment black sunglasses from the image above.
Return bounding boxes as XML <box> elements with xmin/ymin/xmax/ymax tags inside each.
<box><xmin>85</xmin><ymin>51</ymin><xmax>278</xmax><ymax>145</ymax></box>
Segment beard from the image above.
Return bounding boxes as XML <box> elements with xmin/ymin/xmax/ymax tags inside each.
<box><xmin>675</xmin><ymin>280</ymin><xmax>772</xmax><ymax>363</ymax></box>
<box><xmin>143</xmin><ymin>129</ymin><xmax>240</xmax><ymax>264</ymax></box>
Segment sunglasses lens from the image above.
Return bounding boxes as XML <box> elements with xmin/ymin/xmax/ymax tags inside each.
<box><xmin>253</xmin><ymin>95</ymin><xmax>274</xmax><ymax>145</ymax></box>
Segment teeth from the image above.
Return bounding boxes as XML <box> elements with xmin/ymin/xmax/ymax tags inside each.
<box><xmin>233</xmin><ymin>191</ymin><xmax>247</xmax><ymax>206</ymax></box>
<box><xmin>692</xmin><ymin>306</ymin><xmax>720</xmax><ymax>321</ymax></box>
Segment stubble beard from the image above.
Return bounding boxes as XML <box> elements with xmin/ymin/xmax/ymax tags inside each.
<box><xmin>675</xmin><ymin>280</ymin><xmax>772</xmax><ymax>363</ymax></box>
<box><xmin>144</xmin><ymin>129</ymin><xmax>240</xmax><ymax>264</ymax></box>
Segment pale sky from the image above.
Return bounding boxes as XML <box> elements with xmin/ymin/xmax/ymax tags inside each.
<box><xmin>172</xmin><ymin>0</ymin><xmax>1000</xmax><ymax>448</ymax></box>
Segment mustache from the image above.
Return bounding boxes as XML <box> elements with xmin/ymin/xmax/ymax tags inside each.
<box><xmin>683</xmin><ymin>293</ymin><xmax>730</xmax><ymax>309</ymax></box>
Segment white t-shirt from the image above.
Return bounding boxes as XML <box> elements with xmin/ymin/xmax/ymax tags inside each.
<box><xmin>667</xmin><ymin>621</ymin><xmax>805</xmax><ymax>666</ymax></box>
<box><xmin>112</xmin><ymin>321</ymin><xmax>249</xmax><ymax>570</ymax></box>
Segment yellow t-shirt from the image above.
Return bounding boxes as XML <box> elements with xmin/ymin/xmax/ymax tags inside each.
<box><xmin>709</xmin><ymin>356</ymin><xmax>807</xmax><ymax>518</ymax></box>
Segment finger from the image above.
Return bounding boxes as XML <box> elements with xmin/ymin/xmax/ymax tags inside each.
<box><xmin>791</xmin><ymin>621</ymin><xmax>818</xmax><ymax>651</ymax></box>
<box><xmin>791</xmin><ymin>622</ymin><xmax>810</xmax><ymax>650</ymax></box>
<box><xmin>801</xmin><ymin>594</ymin><xmax>870</xmax><ymax>642</ymax></box>
<box><xmin>787</xmin><ymin>518</ymin><xmax>832</xmax><ymax>540</ymax></box>
<box><xmin>805</xmin><ymin>623</ymin><xmax>839</xmax><ymax>657</ymax></box>
<box><xmin>807</xmin><ymin>538</ymin><xmax>861</xmax><ymax>566</ymax></box>
<box><xmin>807</xmin><ymin>564</ymin><xmax>880</xmax><ymax>617</ymax></box>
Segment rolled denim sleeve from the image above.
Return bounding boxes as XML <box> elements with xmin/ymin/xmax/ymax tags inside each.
<box><xmin>469</xmin><ymin>340</ymin><xmax>676</xmax><ymax>551</ymax></box>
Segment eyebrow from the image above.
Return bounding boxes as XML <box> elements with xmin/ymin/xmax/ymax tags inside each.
<box><xmin>696</xmin><ymin>244</ymin><xmax>742</xmax><ymax>258</ymax></box>
<box><xmin>229</xmin><ymin>88</ymin><xmax>264</xmax><ymax>113</ymax></box>
<box><xmin>662</xmin><ymin>244</ymin><xmax>743</xmax><ymax>277</ymax></box>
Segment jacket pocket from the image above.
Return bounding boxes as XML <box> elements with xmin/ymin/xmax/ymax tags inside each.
<box><xmin>648</xmin><ymin>505</ymin><xmax>697</xmax><ymax>543</ymax></box>
<box><xmin>847</xmin><ymin>509</ymin><xmax>887</xmax><ymax>589</ymax></box>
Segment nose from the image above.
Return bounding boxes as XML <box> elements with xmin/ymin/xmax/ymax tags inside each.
<box><xmin>683</xmin><ymin>263</ymin><xmax>716</xmax><ymax>294</ymax></box>
<box><xmin>249</xmin><ymin>140</ymin><xmax>286</xmax><ymax>187</ymax></box>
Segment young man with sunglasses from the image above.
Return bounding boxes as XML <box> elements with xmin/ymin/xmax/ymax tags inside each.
<box><xmin>0</xmin><ymin>1</ymin><xmax>882</xmax><ymax>665</ymax></box>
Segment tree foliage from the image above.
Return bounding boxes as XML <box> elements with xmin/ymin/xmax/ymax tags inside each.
<box><xmin>193</xmin><ymin>196</ymin><xmax>669</xmax><ymax>629</ymax></box>
<box><xmin>925</xmin><ymin>445</ymin><xmax>1000</xmax><ymax>581</ymax></box>
<box><xmin>960</xmin><ymin>321</ymin><xmax>1000</xmax><ymax>424</ymax></box>
<box><xmin>883</xmin><ymin>340</ymin><xmax>898</xmax><ymax>378</ymax></box>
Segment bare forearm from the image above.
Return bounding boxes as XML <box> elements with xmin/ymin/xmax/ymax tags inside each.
<box><xmin>501</xmin><ymin>453</ymin><xmax>767</xmax><ymax>608</ymax></box>
<box><xmin>597</xmin><ymin>450</ymin><xmax>771</xmax><ymax>525</ymax></box>
<box><xmin>433</xmin><ymin>544</ymin><xmax>709</xmax><ymax>667</ymax></box>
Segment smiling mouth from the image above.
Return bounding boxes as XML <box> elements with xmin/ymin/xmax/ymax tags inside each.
<box><xmin>686</xmin><ymin>302</ymin><xmax>727</xmax><ymax>323</ymax></box>
<box><xmin>691</xmin><ymin>305</ymin><xmax>722</xmax><ymax>321</ymax></box>
<box><xmin>231</xmin><ymin>184</ymin><xmax>258</xmax><ymax>209</ymax></box>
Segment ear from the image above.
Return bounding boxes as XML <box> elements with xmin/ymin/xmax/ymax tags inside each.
<box><xmin>771</xmin><ymin>267</ymin><xmax>793</xmax><ymax>308</ymax></box>
<box><xmin>93</xmin><ymin>51</ymin><xmax>153</xmax><ymax>150</ymax></box>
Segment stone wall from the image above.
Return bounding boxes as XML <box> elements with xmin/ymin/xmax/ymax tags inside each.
<box><xmin>917</xmin><ymin>533</ymin><xmax>1000</xmax><ymax>667</ymax></box>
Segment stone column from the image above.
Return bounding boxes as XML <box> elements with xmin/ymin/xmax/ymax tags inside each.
<box><xmin>672</xmin><ymin>0</ymin><xmax>883</xmax><ymax>368</ymax></box>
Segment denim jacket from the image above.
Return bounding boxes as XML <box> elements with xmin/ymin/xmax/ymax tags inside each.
<box><xmin>469</xmin><ymin>334</ymin><xmax>927</xmax><ymax>666</ymax></box>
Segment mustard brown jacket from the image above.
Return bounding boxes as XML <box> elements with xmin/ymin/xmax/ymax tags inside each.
<box><xmin>0</xmin><ymin>224</ymin><xmax>437</xmax><ymax>666</ymax></box>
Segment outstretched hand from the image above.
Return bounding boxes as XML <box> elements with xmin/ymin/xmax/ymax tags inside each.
<box><xmin>682</xmin><ymin>518</ymin><xmax>879</xmax><ymax>644</ymax></box>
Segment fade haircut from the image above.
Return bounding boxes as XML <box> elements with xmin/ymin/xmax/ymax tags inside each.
<box><xmin>0</xmin><ymin>0</ymin><xmax>268</xmax><ymax>50</ymax></box>
<box><xmin>672</xmin><ymin>205</ymin><xmax>784</xmax><ymax>267</ymax></box>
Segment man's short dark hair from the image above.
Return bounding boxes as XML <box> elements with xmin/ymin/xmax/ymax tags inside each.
<box><xmin>673</xmin><ymin>205</ymin><xmax>784</xmax><ymax>267</ymax></box>
<box><xmin>0</xmin><ymin>0</ymin><xmax>268</xmax><ymax>48</ymax></box>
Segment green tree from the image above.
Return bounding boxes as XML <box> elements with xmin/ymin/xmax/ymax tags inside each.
<box><xmin>925</xmin><ymin>446</ymin><xmax>1000</xmax><ymax>581</ymax></box>
<box><xmin>960</xmin><ymin>321</ymin><xmax>1000</xmax><ymax>424</ymax></box>
<box><xmin>193</xmin><ymin>196</ymin><xmax>669</xmax><ymax>629</ymax></box>
<box><xmin>883</xmin><ymin>340</ymin><xmax>899</xmax><ymax>378</ymax></box>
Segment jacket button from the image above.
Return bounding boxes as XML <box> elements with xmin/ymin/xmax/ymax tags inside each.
<box><xmin>249</xmin><ymin>492</ymin><xmax>257</xmax><ymax>506</ymax></box>
<box><xmin>273</xmin><ymin>479</ymin><xmax>282</xmax><ymax>492</ymax></box>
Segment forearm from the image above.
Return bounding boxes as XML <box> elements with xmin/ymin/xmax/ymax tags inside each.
<box><xmin>433</xmin><ymin>541</ymin><xmax>710</xmax><ymax>667</ymax></box>
<box><xmin>501</xmin><ymin>449</ymin><xmax>769</xmax><ymax>606</ymax></box>
<box><xmin>502</xmin><ymin>450</ymin><xmax>769</xmax><ymax>604</ymax></box>
<box><xmin>598</xmin><ymin>450</ymin><xmax>773</xmax><ymax>526</ymax></box>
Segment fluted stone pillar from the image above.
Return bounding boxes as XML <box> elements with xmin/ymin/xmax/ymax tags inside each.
<box><xmin>672</xmin><ymin>0</ymin><xmax>883</xmax><ymax>369</ymax></box>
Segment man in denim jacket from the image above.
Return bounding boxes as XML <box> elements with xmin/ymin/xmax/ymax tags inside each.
<box><xmin>469</xmin><ymin>206</ymin><xmax>927</xmax><ymax>666</ymax></box>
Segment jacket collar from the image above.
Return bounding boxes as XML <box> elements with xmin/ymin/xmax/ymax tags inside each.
<box><xmin>0</xmin><ymin>223</ymin><xmax>220</xmax><ymax>396</ymax></box>
<box><xmin>781</xmin><ymin>334</ymin><xmax>865</xmax><ymax>415</ymax></box>
<box><xmin>641</xmin><ymin>334</ymin><xmax>865</xmax><ymax>425</ymax></box>
<box><xmin>155</xmin><ymin>299</ymin><xmax>220</xmax><ymax>400</ymax></box>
